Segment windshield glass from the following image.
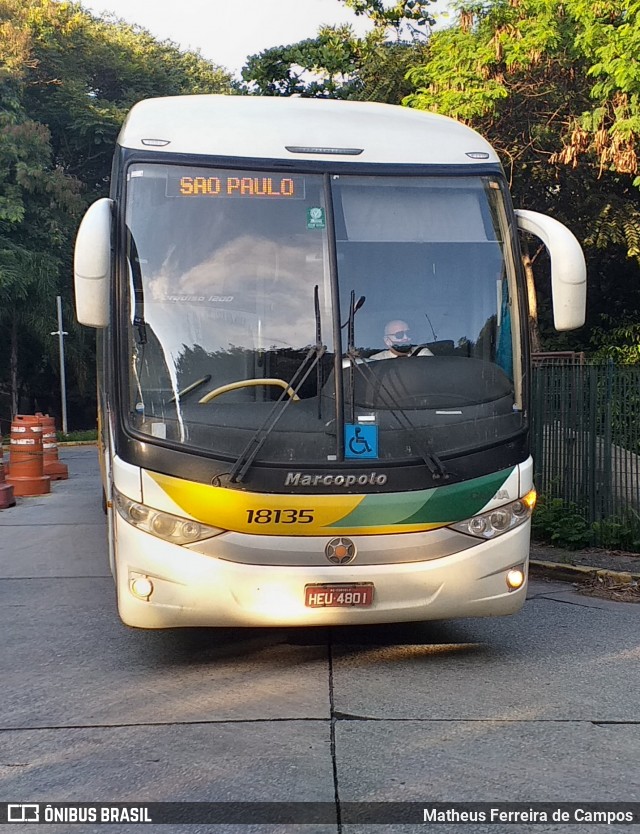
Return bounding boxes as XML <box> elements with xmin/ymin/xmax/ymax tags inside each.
<box><xmin>123</xmin><ymin>164</ymin><xmax>335</xmax><ymax>462</ymax></box>
<box><xmin>122</xmin><ymin>165</ymin><xmax>523</xmax><ymax>465</ymax></box>
<box><xmin>331</xmin><ymin>175</ymin><xmax>523</xmax><ymax>460</ymax></box>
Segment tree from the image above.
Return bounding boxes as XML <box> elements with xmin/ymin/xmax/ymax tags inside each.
<box><xmin>558</xmin><ymin>0</ymin><xmax>640</xmax><ymax>186</ymax></box>
<box><xmin>241</xmin><ymin>0</ymin><xmax>432</xmax><ymax>102</ymax></box>
<box><xmin>404</xmin><ymin>0</ymin><xmax>640</xmax><ymax>355</ymax></box>
<box><xmin>0</xmin><ymin>3</ymin><xmax>83</xmax><ymax>424</ymax></box>
<box><xmin>0</xmin><ymin>0</ymin><xmax>234</xmax><ymax>428</ymax></box>
<box><xmin>242</xmin><ymin>26</ymin><xmax>362</xmax><ymax>98</ymax></box>
<box><xmin>341</xmin><ymin>0</ymin><xmax>435</xmax><ymax>35</ymax></box>
<box><xmin>406</xmin><ymin>0</ymin><xmax>639</xmax><ymax>184</ymax></box>
<box><xmin>18</xmin><ymin>0</ymin><xmax>233</xmax><ymax>196</ymax></box>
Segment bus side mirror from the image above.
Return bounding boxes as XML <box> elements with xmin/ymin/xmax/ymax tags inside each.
<box><xmin>515</xmin><ymin>209</ymin><xmax>586</xmax><ymax>331</ymax></box>
<box><xmin>74</xmin><ymin>197</ymin><xmax>112</xmax><ymax>328</ymax></box>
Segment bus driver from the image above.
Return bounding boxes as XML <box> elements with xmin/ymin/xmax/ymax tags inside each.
<box><xmin>370</xmin><ymin>320</ymin><xmax>434</xmax><ymax>360</ymax></box>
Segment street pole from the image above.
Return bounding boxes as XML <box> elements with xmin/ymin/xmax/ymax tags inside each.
<box><xmin>51</xmin><ymin>295</ymin><xmax>68</xmax><ymax>435</ymax></box>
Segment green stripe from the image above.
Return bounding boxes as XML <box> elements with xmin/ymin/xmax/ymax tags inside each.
<box><xmin>330</xmin><ymin>467</ymin><xmax>515</xmax><ymax>528</ymax></box>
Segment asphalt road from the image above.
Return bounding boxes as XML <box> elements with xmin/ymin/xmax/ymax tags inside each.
<box><xmin>0</xmin><ymin>446</ymin><xmax>638</xmax><ymax>833</ymax></box>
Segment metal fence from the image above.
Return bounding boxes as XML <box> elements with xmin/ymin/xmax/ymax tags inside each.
<box><xmin>531</xmin><ymin>362</ymin><xmax>640</xmax><ymax>545</ymax></box>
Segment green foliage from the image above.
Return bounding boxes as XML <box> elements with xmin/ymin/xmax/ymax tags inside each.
<box><xmin>405</xmin><ymin>0</ymin><xmax>639</xmax><ymax>183</ymax></box>
<box><xmin>572</xmin><ymin>0</ymin><xmax>640</xmax><ymax>175</ymax></box>
<box><xmin>12</xmin><ymin>0</ymin><xmax>233</xmax><ymax>196</ymax></box>
<box><xmin>242</xmin><ymin>26</ymin><xmax>361</xmax><ymax>98</ymax></box>
<box><xmin>0</xmin><ymin>28</ymin><xmax>85</xmax><ymax>417</ymax></box>
<box><xmin>341</xmin><ymin>0</ymin><xmax>435</xmax><ymax>33</ymax></box>
<box><xmin>405</xmin><ymin>23</ymin><xmax>511</xmax><ymax>121</ymax></box>
<box><xmin>404</xmin><ymin>0</ymin><xmax>640</xmax><ymax>357</ymax></box>
<box><xmin>590</xmin><ymin>317</ymin><xmax>640</xmax><ymax>364</ymax></box>
<box><xmin>592</xmin><ymin>509</ymin><xmax>640</xmax><ymax>552</ymax></box>
<box><xmin>532</xmin><ymin>495</ymin><xmax>592</xmax><ymax>549</ymax></box>
<box><xmin>585</xmin><ymin>199</ymin><xmax>640</xmax><ymax>263</ymax></box>
<box><xmin>534</xmin><ymin>496</ymin><xmax>640</xmax><ymax>552</ymax></box>
<box><xmin>0</xmin><ymin>0</ymin><xmax>234</xmax><ymax>428</ymax></box>
<box><xmin>241</xmin><ymin>1</ymin><xmax>430</xmax><ymax>102</ymax></box>
<box><xmin>57</xmin><ymin>429</ymin><xmax>97</xmax><ymax>443</ymax></box>
<box><xmin>353</xmin><ymin>37</ymin><xmax>429</xmax><ymax>102</ymax></box>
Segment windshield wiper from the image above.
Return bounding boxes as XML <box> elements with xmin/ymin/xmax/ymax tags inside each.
<box><xmin>127</xmin><ymin>228</ymin><xmax>147</xmax><ymax>346</ymax></box>
<box><xmin>344</xmin><ymin>350</ymin><xmax>448</xmax><ymax>479</ymax></box>
<box><xmin>227</xmin><ymin>286</ymin><xmax>326</xmax><ymax>484</ymax></box>
<box><xmin>343</xmin><ymin>290</ymin><xmax>366</xmax><ymax>425</ymax></box>
<box><xmin>341</xmin><ymin>291</ymin><xmax>448</xmax><ymax>480</ymax></box>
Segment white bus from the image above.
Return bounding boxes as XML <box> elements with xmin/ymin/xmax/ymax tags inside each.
<box><xmin>74</xmin><ymin>95</ymin><xmax>586</xmax><ymax>629</ymax></box>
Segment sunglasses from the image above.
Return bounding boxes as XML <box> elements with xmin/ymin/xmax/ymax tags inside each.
<box><xmin>386</xmin><ymin>329</ymin><xmax>411</xmax><ymax>340</ymax></box>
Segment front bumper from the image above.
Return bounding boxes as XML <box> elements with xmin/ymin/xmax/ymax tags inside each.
<box><xmin>113</xmin><ymin>515</ymin><xmax>530</xmax><ymax>629</ymax></box>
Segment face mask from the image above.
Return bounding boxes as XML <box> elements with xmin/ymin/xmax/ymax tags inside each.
<box><xmin>390</xmin><ymin>342</ymin><xmax>413</xmax><ymax>355</ymax></box>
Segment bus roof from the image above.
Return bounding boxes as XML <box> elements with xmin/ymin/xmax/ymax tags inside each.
<box><xmin>117</xmin><ymin>95</ymin><xmax>501</xmax><ymax>167</ymax></box>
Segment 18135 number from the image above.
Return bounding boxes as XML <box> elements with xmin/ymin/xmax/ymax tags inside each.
<box><xmin>246</xmin><ymin>508</ymin><xmax>314</xmax><ymax>524</ymax></box>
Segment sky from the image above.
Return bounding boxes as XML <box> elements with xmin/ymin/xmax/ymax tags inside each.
<box><xmin>79</xmin><ymin>0</ymin><xmax>375</xmax><ymax>77</ymax></box>
<box><xmin>79</xmin><ymin>0</ymin><xmax>452</xmax><ymax>78</ymax></box>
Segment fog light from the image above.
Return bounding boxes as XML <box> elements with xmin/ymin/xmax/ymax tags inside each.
<box><xmin>506</xmin><ymin>568</ymin><xmax>525</xmax><ymax>591</ymax></box>
<box><xmin>131</xmin><ymin>576</ymin><xmax>154</xmax><ymax>599</ymax></box>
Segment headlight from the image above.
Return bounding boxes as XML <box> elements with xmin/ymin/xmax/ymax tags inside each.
<box><xmin>113</xmin><ymin>488</ymin><xmax>223</xmax><ymax>544</ymax></box>
<box><xmin>448</xmin><ymin>490</ymin><xmax>536</xmax><ymax>540</ymax></box>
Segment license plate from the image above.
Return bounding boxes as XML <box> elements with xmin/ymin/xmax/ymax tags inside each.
<box><xmin>305</xmin><ymin>583</ymin><xmax>374</xmax><ymax>608</ymax></box>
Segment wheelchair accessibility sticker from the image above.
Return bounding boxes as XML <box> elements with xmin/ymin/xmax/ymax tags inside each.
<box><xmin>345</xmin><ymin>424</ymin><xmax>378</xmax><ymax>459</ymax></box>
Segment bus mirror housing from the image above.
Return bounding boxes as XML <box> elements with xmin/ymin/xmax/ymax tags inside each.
<box><xmin>74</xmin><ymin>197</ymin><xmax>112</xmax><ymax>328</ymax></box>
<box><xmin>515</xmin><ymin>209</ymin><xmax>586</xmax><ymax>331</ymax></box>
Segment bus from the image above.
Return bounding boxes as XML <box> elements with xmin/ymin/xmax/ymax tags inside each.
<box><xmin>74</xmin><ymin>95</ymin><xmax>586</xmax><ymax>629</ymax></box>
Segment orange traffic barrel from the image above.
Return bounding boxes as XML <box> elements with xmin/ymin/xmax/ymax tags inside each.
<box><xmin>0</xmin><ymin>453</ymin><xmax>16</xmax><ymax>508</ymax></box>
<box><xmin>36</xmin><ymin>413</ymin><xmax>68</xmax><ymax>480</ymax></box>
<box><xmin>5</xmin><ymin>414</ymin><xmax>51</xmax><ymax>497</ymax></box>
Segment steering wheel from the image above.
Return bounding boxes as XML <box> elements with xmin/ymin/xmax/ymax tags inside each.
<box><xmin>198</xmin><ymin>378</ymin><xmax>300</xmax><ymax>403</ymax></box>
<box><xmin>408</xmin><ymin>344</ymin><xmax>434</xmax><ymax>357</ymax></box>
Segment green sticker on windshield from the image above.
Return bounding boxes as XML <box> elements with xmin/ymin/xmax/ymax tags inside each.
<box><xmin>307</xmin><ymin>207</ymin><xmax>326</xmax><ymax>229</ymax></box>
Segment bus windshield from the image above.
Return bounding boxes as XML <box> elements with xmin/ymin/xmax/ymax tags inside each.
<box><xmin>122</xmin><ymin>163</ymin><xmax>524</xmax><ymax>466</ymax></box>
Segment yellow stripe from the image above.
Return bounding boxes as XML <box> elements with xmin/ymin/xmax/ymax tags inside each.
<box><xmin>148</xmin><ymin>472</ymin><xmax>444</xmax><ymax>536</ymax></box>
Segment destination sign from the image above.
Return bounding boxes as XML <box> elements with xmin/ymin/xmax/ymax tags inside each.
<box><xmin>167</xmin><ymin>173</ymin><xmax>305</xmax><ymax>199</ymax></box>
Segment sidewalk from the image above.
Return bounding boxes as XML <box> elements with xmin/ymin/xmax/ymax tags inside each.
<box><xmin>529</xmin><ymin>541</ymin><xmax>640</xmax><ymax>602</ymax></box>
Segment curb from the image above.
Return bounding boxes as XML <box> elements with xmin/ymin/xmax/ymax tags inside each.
<box><xmin>530</xmin><ymin>559</ymin><xmax>640</xmax><ymax>585</ymax></box>
<box><xmin>2</xmin><ymin>440</ymin><xmax>97</xmax><ymax>450</ymax></box>
<box><xmin>57</xmin><ymin>440</ymin><xmax>98</xmax><ymax>447</ymax></box>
